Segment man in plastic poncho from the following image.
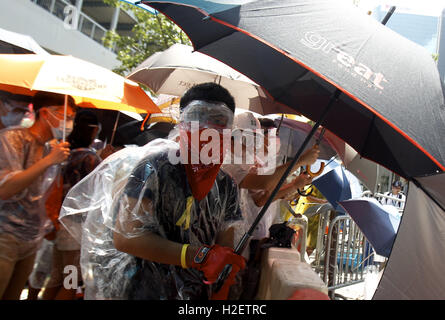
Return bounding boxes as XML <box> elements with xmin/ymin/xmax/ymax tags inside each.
<box><xmin>0</xmin><ymin>92</ymin><xmax>76</xmax><ymax>299</ymax></box>
<box><xmin>61</xmin><ymin>83</ymin><xmax>246</xmax><ymax>300</ymax></box>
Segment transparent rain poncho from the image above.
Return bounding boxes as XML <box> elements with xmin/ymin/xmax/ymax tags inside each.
<box><xmin>60</xmin><ymin>137</ymin><xmax>244</xmax><ymax>300</ymax></box>
<box><xmin>0</xmin><ymin>127</ymin><xmax>58</xmax><ymax>255</ymax></box>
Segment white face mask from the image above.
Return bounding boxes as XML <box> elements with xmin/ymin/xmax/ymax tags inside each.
<box><xmin>47</xmin><ymin>110</ymin><xmax>74</xmax><ymax>140</ymax></box>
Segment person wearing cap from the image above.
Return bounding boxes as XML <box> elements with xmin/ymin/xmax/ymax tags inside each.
<box><xmin>0</xmin><ymin>91</ymin><xmax>76</xmax><ymax>300</ymax></box>
<box><xmin>222</xmin><ymin>112</ymin><xmax>318</xmax><ymax>205</ymax></box>
<box><xmin>105</xmin><ymin>83</ymin><xmax>246</xmax><ymax>300</ymax></box>
<box><xmin>221</xmin><ymin>111</ymin><xmax>318</xmax><ymax>299</ymax></box>
<box><xmin>380</xmin><ymin>180</ymin><xmax>406</xmax><ymax>209</ymax></box>
<box><xmin>0</xmin><ymin>91</ymin><xmax>33</xmax><ymax>130</ymax></box>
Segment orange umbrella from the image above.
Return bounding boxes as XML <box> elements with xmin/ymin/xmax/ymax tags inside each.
<box><xmin>0</xmin><ymin>54</ymin><xmax>160</xmax><ymax>114</ymax></box>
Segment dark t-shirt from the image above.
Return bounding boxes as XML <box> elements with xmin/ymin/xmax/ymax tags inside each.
<box><xmin>62</xmin><ymin>148</ymin><xmax>101</xmax><ymax>198</ymax></box>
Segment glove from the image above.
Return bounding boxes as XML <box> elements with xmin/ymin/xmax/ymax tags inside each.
<box><xmin>210</xmin><ymin>263</ymin><xmax>241</xmax><ymax>300</ymax></box>
<box><xmin>191</xmin><ymin>244</ymin><xmax>246</xmax><ymax>285</ymax></box>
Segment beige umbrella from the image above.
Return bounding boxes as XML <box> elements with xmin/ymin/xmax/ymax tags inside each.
<box><xmin>127</xmin><ymin>43</ymin><xmax>296</xmax><ymax>115</ymax></box>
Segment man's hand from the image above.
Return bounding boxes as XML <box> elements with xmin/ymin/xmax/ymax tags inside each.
<box><xmin>191</xmin><ymin>244</ymin><xmax>246</xmax><ymax>284</ymax></box>
<box><xmin>281</xmin><ymin>173</ymin><xmax>313</xmax><ymax>201</ymax></box>
<box><xmin>98</xmin><ymin>144</ymin><xmax>117</xmax><ymax>160</ymax></box>
<box><xmin>296</xmin><ymin>146</ymin><xmax>320</xmax><ymax>168</ymax></box>
<box><xmin>292</xmin><ymin>172</ymin><xmax>313</xmax><ymax>190</ymax></box>
<box><xmin>45</xmin><ymin>141</ymin><xmax>70</xmax><ymax>165</ymax></box>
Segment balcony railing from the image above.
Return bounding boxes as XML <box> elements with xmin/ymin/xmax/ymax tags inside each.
<box><xmin>30</xmin><ymin>0</ymin><xmax>115</xmax><ymax>52</ymax></box>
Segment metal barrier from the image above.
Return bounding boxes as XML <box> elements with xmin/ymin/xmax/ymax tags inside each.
<box><xmin>375</xmin><ymin>192</ymin><xmax>405</xmax><ymax>214</ymax></box>
<box><xmin>309</xmin><ymin>206</ymin><xmax>376</xmax><ymax>299</ymax></box>
<box><xmin>284</xmin><ymin>192</ymin><xmax>389</xmax><ymax>299</ymax></box>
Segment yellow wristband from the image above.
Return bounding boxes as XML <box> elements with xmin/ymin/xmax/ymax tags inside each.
<box><xmin>181</xmin><ymin>244</ymin><xmax>190</xmax><ymax>269</ymax></box>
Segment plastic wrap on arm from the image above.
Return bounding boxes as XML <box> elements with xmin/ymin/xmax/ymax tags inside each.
<box><xmin>59</xmin><ymin>139</ymin><xmax>179</xmax><ymax>299</ymax></box>
<box><xmin>60</xmin><ymin>137</ymin><xmax>246</xmax><ymax>300</ymax></box>
<box><xmin>0</xmin><ymin>129</ymin><xmax>58</xmax><ymax>248</ymax></box>
<box><xmin>0</xmin><ymin>132</ymin><xmax>27</xmax><ymax>200</ymax></box>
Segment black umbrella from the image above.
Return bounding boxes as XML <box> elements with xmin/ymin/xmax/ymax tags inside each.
<box><xmin>133</xmin><ymin>0</ymin><xmax>445</xmax><ymax>179</ymax></box>
<box><xmin>129</xmin><ymin>0</ymin><xmax>445</xmax><ymax>291</ymax></box>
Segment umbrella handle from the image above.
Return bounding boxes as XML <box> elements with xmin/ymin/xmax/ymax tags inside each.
<box><xmin>297</xmin><ymin>185</ymin><xmax>314</xmax><ymax>197</ymax></box>
<box><xmin>306</xmin><ymin>162</ymin><xmax>325</xmax><ymax>177</ymax></box>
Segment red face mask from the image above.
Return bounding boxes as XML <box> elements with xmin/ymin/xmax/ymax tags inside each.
<box><xmin>179</xmin><ymin>127</ymin><xmax>227</xmax><ymax>201</ymax></box>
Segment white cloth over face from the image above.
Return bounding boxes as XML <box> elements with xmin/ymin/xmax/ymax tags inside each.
<box><xmin>0</xmin><ymin>127</ymin><xmax>57</xmax><ymax>250</ymax></box>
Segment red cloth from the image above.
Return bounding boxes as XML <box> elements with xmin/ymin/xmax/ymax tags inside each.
<box><xmin>191</xmin><ymin>244</ymin><xmax>246</xmax><ymax>300</ymax></box>
<box><xmin>287</xmin><ymin>288</ymin><xmax>330</xmax><ymax>300</ymax></box>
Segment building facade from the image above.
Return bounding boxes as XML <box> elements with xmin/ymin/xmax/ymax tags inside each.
<box><xmin>0</xmin><ymin>0</ymin><xmax>143</xmax><ymax>69</ymax></box>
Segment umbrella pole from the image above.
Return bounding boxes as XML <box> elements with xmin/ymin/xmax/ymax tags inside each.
<box><xmin>381</xmin><ymin>6</ymin><xmax>396</xmax><ymax>25</ymax></box>
<box><xmin>110</xmin><ymin>111</ymin><xmax>121</xmax><ymax>146</ymax></box>
<box><xmin>213</xmin><ymin>90</ymin><xmax>341</xmax><ymax>293</ymax></box>
<box><xmin>62</xmin><ymin>94</ymin><xmax>67</xmax><ymax>142</ymax></box>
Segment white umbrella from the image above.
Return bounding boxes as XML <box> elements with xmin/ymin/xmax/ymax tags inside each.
<box><xmin>0</xmin><ymin>27</ymin><xmax>49</xmax><ymax>55</ymax></box>
<box><xmin>127</xmin><ymin>43</ymin><xmax>296</xmax><ymax>115</ymax></box>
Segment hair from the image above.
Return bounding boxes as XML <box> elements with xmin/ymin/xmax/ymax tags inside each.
<box><xmin>32</xmin><ymin>91</ymin><xmax>77</xmax><ymax>118</ymax></box>
<box><xmin>67</xmin><ymin>110</ymin><xmax>99</xmax><ymax>149</ymax></box>
<box><xmin>0</xmin><ymin>91</ymin><xmax>32</xmax><ymax>104</ymax></box>
<box><xmin>258</xmin><ymin>117</ymin><xmax>277</xmax><ymax>129</ymax></box>
<box><xmin>392</xmin><ymin>180</ymin><xmax>403</xmax><ymax>188</ymax></box>
<box><xmin>113</xmin><ymin>120</ymin><xmax>175</xmax><ymax>147</ymax></box>
<box><xmin>179</xmin><ymin>82</ymin><xmax>235</xmax><ymax>113</ymax></box>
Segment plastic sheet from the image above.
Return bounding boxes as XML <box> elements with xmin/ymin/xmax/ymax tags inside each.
<box><xmin>60</xmin><ymin>138</ymin><xmax>245</xmax><ymax>299</ymax></box>
<box><xmin>28</xmin><ymin>239</ymin><xmax>54</xmax><ymax>289</ymax></box>
<box><xmin>0</xmin><ymin>128</ymin><xmax>58</xmax><ymax>255</ymax></box>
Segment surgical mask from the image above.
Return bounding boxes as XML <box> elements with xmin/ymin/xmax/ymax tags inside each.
<box><xmin>47</xmin><ymin>110</ymin><xmax>74</xmax><ymax>140</ymax></box>
<box><xmin>20</xmin><ymin>112</ymin><xmax>35</xmax><ymax>128</ymax></box>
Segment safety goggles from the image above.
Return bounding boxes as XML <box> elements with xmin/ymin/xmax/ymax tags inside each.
<box><xmin>180</xmin><ymin>100</ymin><xmax>234</xmax><ymax>130</ymax></box>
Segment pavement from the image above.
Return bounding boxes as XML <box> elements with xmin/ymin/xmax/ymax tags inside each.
<box><xmin>334</xmin><ymin>268</ymin><xmax>383</xmax><ymax>300</ymax></box>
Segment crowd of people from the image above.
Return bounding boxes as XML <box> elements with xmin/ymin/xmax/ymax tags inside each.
<box><xmin>0</xmin><ymin>83</ymin><xmax>403</xmax><ymax>300</ymax></box>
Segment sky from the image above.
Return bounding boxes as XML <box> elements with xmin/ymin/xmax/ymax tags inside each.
<box><xmin>343</xmin><ymin>0</ymin><xmax>445</xmax><ymax>54</ymax></box>
<box><xmin>353</xmin><ymin>0</ymin><xmax>445</xmax><ymax>16</ymax></box>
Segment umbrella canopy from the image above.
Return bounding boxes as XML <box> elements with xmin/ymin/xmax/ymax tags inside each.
<box><xmin>0</xmin><ymin>27</ymin><xmax>49</xmax><ymax>55</ymax></box>
<box><xmin>323</xmin><ymin>128</ymin><xmax>379</xmax><ymax>192</ymax></box>
<box><xmin>0</xmin><ymin>54</ymin><xmax>160</xmax><ymax>114</ymax></box>
<box><xmin>132</xmin><ymin>0</ymin><xmax>445</xmax><ymax>180</ymax></box>
<box><xmin>127</xmin><ymin>43</ymin><xmax>295</xmax><ymax>114</ymax></box>
<box><xmin>374</xmin><ymin>172</ymin><xmax>445</xmax><ymax>299</ymax></box>
<box><xmin>268</xmin><ymin>116</ymin><xmax>339</xmax><ymax>162</ymax></box>
<box><xmin>312</xmin><ymin>166</ymin><xmax>352</xmax><ymax>212</ymax></box>
<box><xmin>339</xmin><ymin>198</ymin><xmax>401</xmax><ymax>258</ymax></box>
<box><xmin>269</xmin><ymin>115</ymin><xmax>379</xmax><ymax>191</ymax></box>
<box><xmin>148</xmin><ymin>94</ymin><xmax>181</xmax><ymax>124</ymax></box>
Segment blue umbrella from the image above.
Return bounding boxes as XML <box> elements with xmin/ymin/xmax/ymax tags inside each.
<box><xmin>312</xmin><ymin>166</ymin><xmax>352</xmax><ymax>212</ymax></box>
<box><xmin>338</xmin><ymin>198</ymin><xmax>401</xmax><ymax>258</ymax></box>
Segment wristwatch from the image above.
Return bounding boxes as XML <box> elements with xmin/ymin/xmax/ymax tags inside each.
<box><xmin>193</xmin><ymin>246</ymin><xmax>211</xmax><ymax>264</ymax></box>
